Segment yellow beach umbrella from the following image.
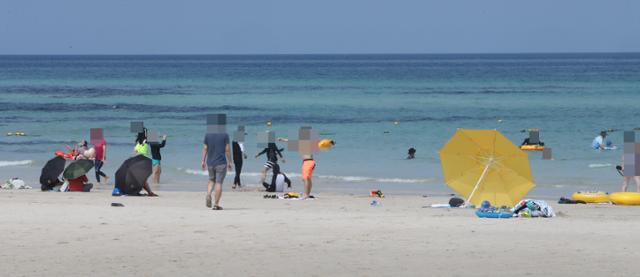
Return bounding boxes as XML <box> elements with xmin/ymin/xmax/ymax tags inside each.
<box><xmin>439</xmin><ymin>129</ymin><xmax>534</xmax><ymax>207</ymax></box>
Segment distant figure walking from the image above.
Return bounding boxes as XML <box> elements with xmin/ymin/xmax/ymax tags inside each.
<box><xmin>232</xmin><ymin>139</ymin><xmax>247</xmax><ymax>189</ymax></box>
<box><xmin>94</xmin><ymin>138</ymin><xmax>109</xmax><ymax>185</ymax></box>
<box><xmin>202</xmin><ymin>132</ymin><xmax>232</xmax><ymax>210</ymax></box>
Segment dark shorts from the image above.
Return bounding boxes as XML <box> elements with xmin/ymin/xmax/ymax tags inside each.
<box><xmin>208</xmin><ymin>164</ymin><xmax>227</xmax><ymax>183</ymax></box>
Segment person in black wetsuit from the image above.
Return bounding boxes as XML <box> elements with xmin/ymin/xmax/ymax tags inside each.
<box><xmin>150</xmin><ymin>135</ymin><xmax>167</xmax><ymax>184</ymax></box>
<box><xmin>232</xmin><ymin>138</ymin><xmax>247</xmax><ymax>189</ymax></box>
<box><xmin>255</xmin><ymin>142</ymin><xmax>285</xmax><ymax>185</ymax></box>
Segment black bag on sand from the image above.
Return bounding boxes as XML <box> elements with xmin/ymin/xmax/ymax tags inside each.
<box><xmin>449</xmin><ymin>197</ymin><xmax>465</xmax><ymax>207</ymax></box>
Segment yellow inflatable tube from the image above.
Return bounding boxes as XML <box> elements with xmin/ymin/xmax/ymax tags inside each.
<box><xmin>609</xmin><ymin>192</ymin><xmax>640</xmax><ymax>205</ymax></box>
<box><xmin>520</xmin><ymin>145</ymin><xmax>545</xmax><ymax>151</ymax></box>
<box><xmin>571</xmin><ymin>191</ymin><xmax>610</xmax><ymax>203</ymax></box>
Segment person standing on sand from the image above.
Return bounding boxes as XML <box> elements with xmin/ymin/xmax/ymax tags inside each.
<box><xmin>621</xmin><ymin>156</ymin><xmax>640</xmax><ymax>192</ymax></box>
<box><xmin>232</xmin><ymin>126</ymin><xmax>247</xmax><ymax>189</ymax></box>
<box><xmin>202</xmin><ymin>131</ymin><xmax>232</xmax><ymax>210</ymax></box>
<box><xmin>278</xmin><ymin>134</ymin><xmax>316</xmax><ymax>200</ymax></box>
<box><xmin>150</xmin><ymin>135</ymin><xmax>167</xmax><ymax>184</ymax></box>
<box><xmin>94</xmin><ymin>138</ymin><xmax>109</xmax><ymax>185</ymax></box>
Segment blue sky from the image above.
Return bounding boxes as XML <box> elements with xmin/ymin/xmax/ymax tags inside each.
<box><xmin>1</xmin><ymin>0</ymin><xmax>639</xmax><ymax>54</ymax></box>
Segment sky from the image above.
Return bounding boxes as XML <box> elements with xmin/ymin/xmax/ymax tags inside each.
<box><xmin>1</xmin><ymin>0</ymin><xmax>639</xmax><ymax>54</ymax></box>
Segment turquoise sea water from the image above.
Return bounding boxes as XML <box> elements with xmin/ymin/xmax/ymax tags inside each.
<box><xmin>1</xmin><ymin>54</ymin><xmax>640</xmax><ymax>195</ymax></box>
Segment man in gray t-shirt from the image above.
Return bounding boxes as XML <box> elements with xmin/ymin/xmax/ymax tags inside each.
<box><xmin>201</xmin><ymin>133</ymin><xmax>232</xmax><ymax>210</ymax></box>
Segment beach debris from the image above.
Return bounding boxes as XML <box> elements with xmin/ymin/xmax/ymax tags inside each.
<box><xmin>111</xmin><ymin>203</ymin><xmax>125</xmax><ymax>207</ymax></box>
<box><xmin>2</xmin><ymin>178</ymin><xmax>32</xmax><ymax>189</ymax></box>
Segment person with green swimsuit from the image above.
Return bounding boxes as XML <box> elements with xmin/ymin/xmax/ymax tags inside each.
<box><xmin>150</xmin><ymin>135</ymin><xmax>167</xmax><ymax>184</ymax></box>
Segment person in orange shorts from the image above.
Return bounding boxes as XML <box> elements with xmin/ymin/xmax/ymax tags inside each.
<box><xmin>278</xmin><ymin>127</ymin><xmax>329</xmax><ymax>199</ymax></box>
<box><xmin>301</xmin><ymin>156</ymin><xmax>316</xmax><ymax>199</ymax></box>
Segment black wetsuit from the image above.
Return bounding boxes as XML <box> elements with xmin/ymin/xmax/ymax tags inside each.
<box><xmin>256</xmin><ymin>143</ymin><xmax>283</xmax><ymax>163</ymax></box>
<box><xmin>232</xmin><ymin>141</ymin><xmax>244</xmax><ymax>186</ymax></box>
<box><xmin>150</xmin><ymin>139</ymin><xmax>166</xmax><ymax>161</ymax></box>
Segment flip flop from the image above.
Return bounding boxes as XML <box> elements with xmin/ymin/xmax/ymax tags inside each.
<box><xmin>212</xmin><ymin>206</ymin><xmax>223</xmax><ymax>210</ymax></box>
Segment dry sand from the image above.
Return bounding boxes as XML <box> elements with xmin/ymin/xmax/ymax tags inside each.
<box><xmin>1</xmin><ymin>188</ymin><xmax>640</xmax><ymax>277</ymax></box>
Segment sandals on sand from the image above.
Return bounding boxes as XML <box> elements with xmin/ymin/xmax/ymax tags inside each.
<box><xmin>212</xmin><ymin>206</ymin><xmax>223</xmax><ymax>210</ymax></box>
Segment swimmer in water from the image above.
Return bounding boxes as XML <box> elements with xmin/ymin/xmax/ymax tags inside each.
<box><xmin>407</xmin><ymin>148</ymin><xmax>416</xmax><ymax>159</ymax></box>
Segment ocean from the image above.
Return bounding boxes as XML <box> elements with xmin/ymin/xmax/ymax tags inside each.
<box><xmin>1</xmin><ymin>54</ymin><xmax>639</xmax><ymax>195</ymax></box>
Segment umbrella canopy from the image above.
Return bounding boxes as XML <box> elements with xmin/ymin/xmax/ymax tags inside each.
<box><xmin>63</xmin><ymin>159</ymin><xmax>95</xmax><ymax>180</ymax></box>
<box><xmin>40</xmin><ymin>156</ymin><xmax>66</xmax><ymax>190</ymax></box>
<box><xmin>115</xmin><ymin>155</ymin><xmax>152</xmax><ymax>195</ymax></box>
<box><xmin>439</xmin><ymin>129</ymin><xmax>534</xmax><ymax>207</ymax></box>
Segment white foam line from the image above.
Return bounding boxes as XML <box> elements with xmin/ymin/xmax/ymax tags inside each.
<box><xmin>178</xmin><ymin>168</ymin><xmax>433</xmax><ymax>184</ymax></box>
<box><xmin>0</xmin><ymin>160</ymin><xmax>33</xmax><ymax>167</ymax></box>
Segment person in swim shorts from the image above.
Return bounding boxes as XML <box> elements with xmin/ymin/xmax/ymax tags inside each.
<box><xmin>150</xmin><ymin>135</ymin><xmax>167</xmax><ymax>184</ymax></box>
<box><xmin>301</xmin><ymin>156</ymin><xmax>316</xmax><ymax>199</ymax></box>
<box><xmin>202</xmin><ymin>131</ymin><xmax>232</xmax><ymax>210</ymax></box>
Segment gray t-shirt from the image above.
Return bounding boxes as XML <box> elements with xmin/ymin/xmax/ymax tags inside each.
<box><xmin>204</xmin><ymin>133</ymin><xmax>229</xmax><ymax>167</ymax></box>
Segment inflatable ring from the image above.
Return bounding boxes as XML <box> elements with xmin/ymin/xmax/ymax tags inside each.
<box><xmin>609</xmin><ymin>192</ymin><xmax>640</xmax><ymax>206</ymax></box>
<box><xmin>520</xmin><ymin>145</ymin><xmax>545</xmax><ymax>151</ymax></box>
<box><xmin>475</xmin><ymin>210</ymin><xmax>513</xmax><ymax>218</ymax></box>
<box><xmin>572</xmin><ymin>191</ymin><xmax>609</xmax><ymax>203</ymax></box>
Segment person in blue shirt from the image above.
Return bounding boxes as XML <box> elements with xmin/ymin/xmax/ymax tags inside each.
<box><xmin>592</xmin><ymin>131</ymin><xmax>613</xmax><ymax>150</ymax></box>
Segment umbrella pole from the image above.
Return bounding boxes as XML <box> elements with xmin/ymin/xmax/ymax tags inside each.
<box><xmin>466</xmin><ymin>160</ymin><xmax>492</xmax><ymax>207</ymax></box>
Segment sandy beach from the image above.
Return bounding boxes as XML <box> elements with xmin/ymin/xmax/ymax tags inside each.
<box><xmin>2</xmin><ymin>188</ymin><xmax>640</xmax><ymax>277</ymax></box>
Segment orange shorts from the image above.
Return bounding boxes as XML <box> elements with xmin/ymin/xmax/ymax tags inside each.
<box><xmin>302</xmin><ymin>159</ymin><xmax>316</xmax><ymax>180</ymax></box>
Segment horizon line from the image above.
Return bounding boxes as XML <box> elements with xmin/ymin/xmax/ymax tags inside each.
<box><xmin>1</xmin><ymin>51</ymin><xmax>639</xmax><ymax>56</ymax></box>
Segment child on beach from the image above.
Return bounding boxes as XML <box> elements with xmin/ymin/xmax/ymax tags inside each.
<box><xmin>255</xmin><ymin>142</ymin><xmax>285</xmax><ymax>186</ymax></box>
<box><xmin>621</xmin><ymin>155</ymin><xmax>640</xmax><ymax>192</ymax></box>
